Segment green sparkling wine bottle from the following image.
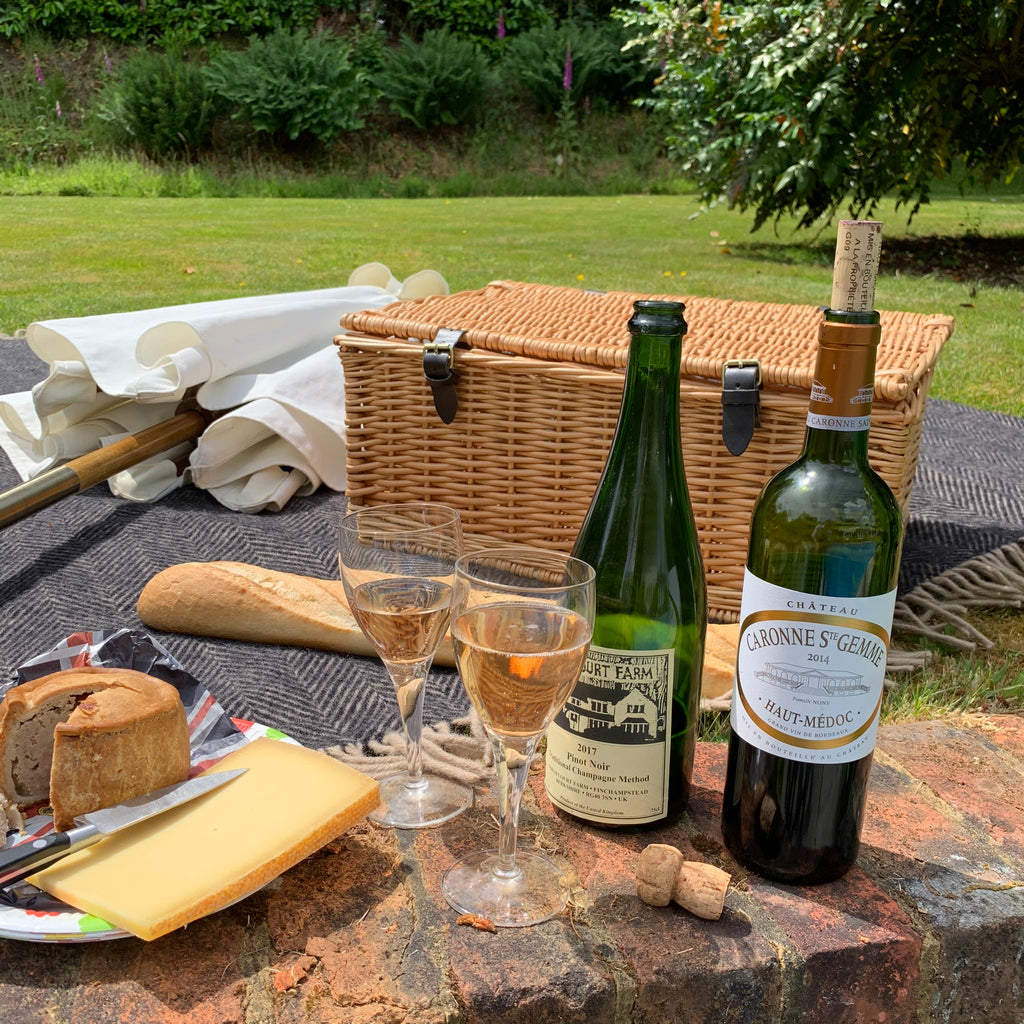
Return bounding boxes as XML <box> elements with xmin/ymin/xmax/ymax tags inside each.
<box><xmin>720</xmin><ymin>221</ymin><xmax>904</xmax><ymax>883</ymax></box>
<box><xmin>544</xmin><ymin>299</ymin><xmax>706</xmax><ymax>827</ymax></box>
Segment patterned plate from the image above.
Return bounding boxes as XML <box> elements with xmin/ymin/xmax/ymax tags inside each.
<box><xmin>0</xmin><ymin>719</ymin><xmax>293</xmax><ymax>944</ymax></box>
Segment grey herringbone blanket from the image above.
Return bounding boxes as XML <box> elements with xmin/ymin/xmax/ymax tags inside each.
<box><xmin>1</xmin><ymin>338</ymin><xmax>1021</xmax><ymax>748</ymax></box>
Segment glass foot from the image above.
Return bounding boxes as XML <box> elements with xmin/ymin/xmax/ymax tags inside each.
<box><xmin>368</xmin><ymin>773</ymin><xmax>472</xmax><ymax>829</ymax></box>
<box><xmin>442</xmin><ymin>850</ymin><xmax>569</xmax><ymax>927</ymax></box>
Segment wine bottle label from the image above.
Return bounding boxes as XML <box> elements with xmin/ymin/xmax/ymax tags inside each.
<box><xmin>545</xmin><ymin>644</ymin><xmax>674</xmax><ymax>824</ymax></box>
<box><xmin>730</xmin><ymin>570</ymin><xmax>896</xmax><ymax>765</ymax></box>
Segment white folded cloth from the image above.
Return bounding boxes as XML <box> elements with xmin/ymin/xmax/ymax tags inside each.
<box><xmin>0</xmin><ymin>265</ymin><xmax>448</xmax><ymax>513</ymax></box>
<box><xmin>348</xmin><ymin>262</ymin><xmax>449</xmax><ymax>300</ymax></box>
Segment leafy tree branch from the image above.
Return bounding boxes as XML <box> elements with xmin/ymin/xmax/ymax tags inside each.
<box><xmin>619</xmin><ymin>0</ymin><xmax>1022</xmax><ymax>229</ymax></box>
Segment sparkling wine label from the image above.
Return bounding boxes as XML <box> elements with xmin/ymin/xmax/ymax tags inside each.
<box><xmin>545</xmin><ymin>645</ymin><xmax>673</xmax><ymax>824</ymax></box>
<box><xmin>730</xmin><ymin>570</ymin><xmax>896</xmax><ymax>765</ymax></box>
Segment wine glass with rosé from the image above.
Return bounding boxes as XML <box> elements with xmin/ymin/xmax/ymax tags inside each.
<box><xmin>339</xmin><ymin>502</ymin><xmax>472</xmax><ymax>828</ymax></box>
<box><xmin>443</xmin><ymin>546</ymin><xmax>595</xmax><ymax>927</ymax></box>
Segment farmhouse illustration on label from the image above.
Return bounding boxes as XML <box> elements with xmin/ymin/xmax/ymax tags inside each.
<box><xmin>556</xmin><ymin>678</ymin><xmax>666</xmax><ymax>744</ymax></box>
<box><xmin>756</xmin><ymin>662</ymin><xmax>869</xmax><ymax>695</ymax></box>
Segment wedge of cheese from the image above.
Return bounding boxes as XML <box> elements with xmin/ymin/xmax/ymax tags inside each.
<box><xmin>30</xmin><ymin>738</ymin><xmax>379</xmax><ymax>941</ymax></box>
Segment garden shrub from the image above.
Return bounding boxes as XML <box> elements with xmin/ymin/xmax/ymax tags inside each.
<box><xmin>504</xmin><ymin>18</ymin><xmax>652</xmax><ymax>115</ymax></box>
<box><xmin>0</xmin><ymin>51</ymin><xmax>77</xmax><ymax>165</ymax></box>
<box><xmin>377</xmin><ymin>28</ymin><xmax>493</xmax><ymax>131</ymax></box>
<box><xmin>204</xmin><ymin>28</ymin><xmax>375</xmax><ymax>148</ymax></box>
<box><xmin>99</xmin><ymin>50</ymin><xmax>218</xmax><ymax>157</ymax></box>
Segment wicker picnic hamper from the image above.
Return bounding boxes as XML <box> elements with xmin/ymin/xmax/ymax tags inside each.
<box><xmin>336</xmin><ymin>280</ymin><xmax>953</xmax><ymax>619</ymax></box>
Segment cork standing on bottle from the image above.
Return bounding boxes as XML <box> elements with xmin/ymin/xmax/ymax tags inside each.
<box><xmin>720</xmin><ymin>221</ymin><xmax>904</xmax><ymax>883</ymax></box>
<box><xmin>545</xmin><ymin>299</ymin><xmax>706</xmax><ymax>828</ymax></box>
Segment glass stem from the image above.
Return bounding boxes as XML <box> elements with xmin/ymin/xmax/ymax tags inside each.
<box><xmin>385</xmin><ymin>658</ymin><xmax>432</xmax><ymax>786</ymax></box>
<box><xmin>492</xmin><ymin>736</ymin><xmax>537</xmax><ymax>879</ymax></box>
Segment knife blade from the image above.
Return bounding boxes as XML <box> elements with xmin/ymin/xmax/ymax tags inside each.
<box><xmin>0</xmin><ymin>767</ymin><xmax>246</xmax><ymax>889</ymax></box>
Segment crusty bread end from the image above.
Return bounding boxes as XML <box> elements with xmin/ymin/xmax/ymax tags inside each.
<box><xmin>137</xmin><ymin>561</ymin><xmax>456</xmax><ymax>666</ymax></box>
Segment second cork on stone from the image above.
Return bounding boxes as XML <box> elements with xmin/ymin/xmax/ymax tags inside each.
<box><xmin>635</xmin><ymin>844</ymin><xmax>731</xmax><ymax>920</ymax></box>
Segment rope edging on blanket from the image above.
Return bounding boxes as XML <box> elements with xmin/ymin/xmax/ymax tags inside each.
<box><xmin>886</xmin><ymin>536</ymin><xmax>1024</xmax><ymax>670</ymax></box>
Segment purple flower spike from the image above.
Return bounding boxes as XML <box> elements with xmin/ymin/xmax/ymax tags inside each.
<box><xmin>563</xmin><ymin>42</ymin><xmax>572</xmax><ymax>91</ymax></box>
<box><xmin>498</xmin><ymin>10</ymin><xmax>505</xmax><ymax>39</ymax></box>
<box><xmin>34</xmin><ymin>56</ymin><xmax>44</xmax><ymax>84</ymax></box>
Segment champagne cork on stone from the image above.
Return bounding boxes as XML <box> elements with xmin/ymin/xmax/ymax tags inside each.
<box><xmin>635</xmin><ymin>843</ymin><xmax>731</xmax><ymax>920</ymax></box>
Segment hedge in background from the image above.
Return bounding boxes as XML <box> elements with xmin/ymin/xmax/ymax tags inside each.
<box><xmin>0</xmin><ymin>0</ymin><xmax>348</xmax><ymax>44</ymax></box>
<box><xmin>394</xmin><ymin>0</ymin><xmax>548</xmax><ymax>43</ymax></box>
<box><xmin>97</xmin><ymin>50</ymin><xmax>219</xmax><ymax>156</ymax></box>
<box><xmin>378</xmin><ymin>28</ymin><xmax>493</xmax><ymax>130</ymax></box>
<box><xmin>505</xmin><ymin>18</ymin><xmax>651</xmax><ymax>114</ymax></box>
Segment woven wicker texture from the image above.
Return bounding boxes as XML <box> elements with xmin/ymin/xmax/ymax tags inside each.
<box><xmin>337</xmin><ymin>281</ymin><xmax>954</xmax><ymax>618</ymax></box>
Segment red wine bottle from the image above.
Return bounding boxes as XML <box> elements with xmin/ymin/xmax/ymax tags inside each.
<box><xmin>720</xmin><ymin>221</ymin><xmax>904</xmax><ymax>882</ymax></box>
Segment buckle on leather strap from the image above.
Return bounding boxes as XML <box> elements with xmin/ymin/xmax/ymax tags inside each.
<box><xmin>422</xmin><ymin>328</ymin><xmax>463</xmax><ymax>424</ymax></box>
<box><xmin>720</xmin><ymin>359</ymin><xmax>762</xmax><ymax>456</ymax></box>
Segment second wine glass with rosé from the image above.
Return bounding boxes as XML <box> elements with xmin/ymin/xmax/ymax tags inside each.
<box><xmin>443</xmin><ymin>546</ymin><xmax>595</xmax><ymax>927</ymax></box>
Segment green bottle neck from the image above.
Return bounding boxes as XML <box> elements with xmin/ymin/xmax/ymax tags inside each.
<box><xmin>573</xmin><ymin>301</ymin><xmax>690</xmax><ymax>566</ymax></box>
<box><xmin>803</xmin><ymin>422</ymin><xmax>871</xmax><ymax>462</ymax></box>
<box><xmin>616</xmin><ymin>330</ymin><xmax>683</xmax><ymax>448</ymax></box>
<box><xmin>823</xmin><ymin>308</ymin><xmax>880</xmax><ymax>326</ymax></box>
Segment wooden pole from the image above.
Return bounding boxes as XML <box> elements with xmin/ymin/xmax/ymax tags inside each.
<box><xmin>0</xmin><ymin>410</ymin><xmax>209</xmax><ymax>530</ymax></box>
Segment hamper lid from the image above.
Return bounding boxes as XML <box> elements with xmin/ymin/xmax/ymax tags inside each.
<box><xmin>339</xmin><ymin>280</ymin><xmax>954</xmax><ymax>403</ymax></box>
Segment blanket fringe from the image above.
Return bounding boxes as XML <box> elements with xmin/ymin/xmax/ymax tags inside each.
<box><xmin>326</xmin><ymin>709</ymin><xmax>494</xmax><ymax>786</ymax></box>
<box><xmin>886</xmin><ymin>537</ymin><xmax>1024</xmax><ymax>675</ymax></box>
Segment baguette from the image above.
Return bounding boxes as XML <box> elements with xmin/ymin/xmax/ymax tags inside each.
<box><xmin>137</xmin><ymin>561</ymin><xmax>457</xmax><ymax>667</ymax></box>
<box><xmin>139</xmin><ymin>562</ymin><xmax>741</xmax><ymax>700</ymax></box>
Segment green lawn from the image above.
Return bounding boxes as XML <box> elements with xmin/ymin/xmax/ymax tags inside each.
<box><xmin>1</xmin><ymin>190</ymin><xmax>1021</xmax><ymax>415</ymax></box>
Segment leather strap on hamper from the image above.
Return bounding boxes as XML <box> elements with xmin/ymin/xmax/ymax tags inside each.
<box><xmin>721</xmin><ymin>360</ymin><xmax>762</xmax><ymax>456</ymax></box>
<box><xmin>422</xmin><ymin>328</ymin><xmax>463</xmax><ymax>424</ymax></box>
